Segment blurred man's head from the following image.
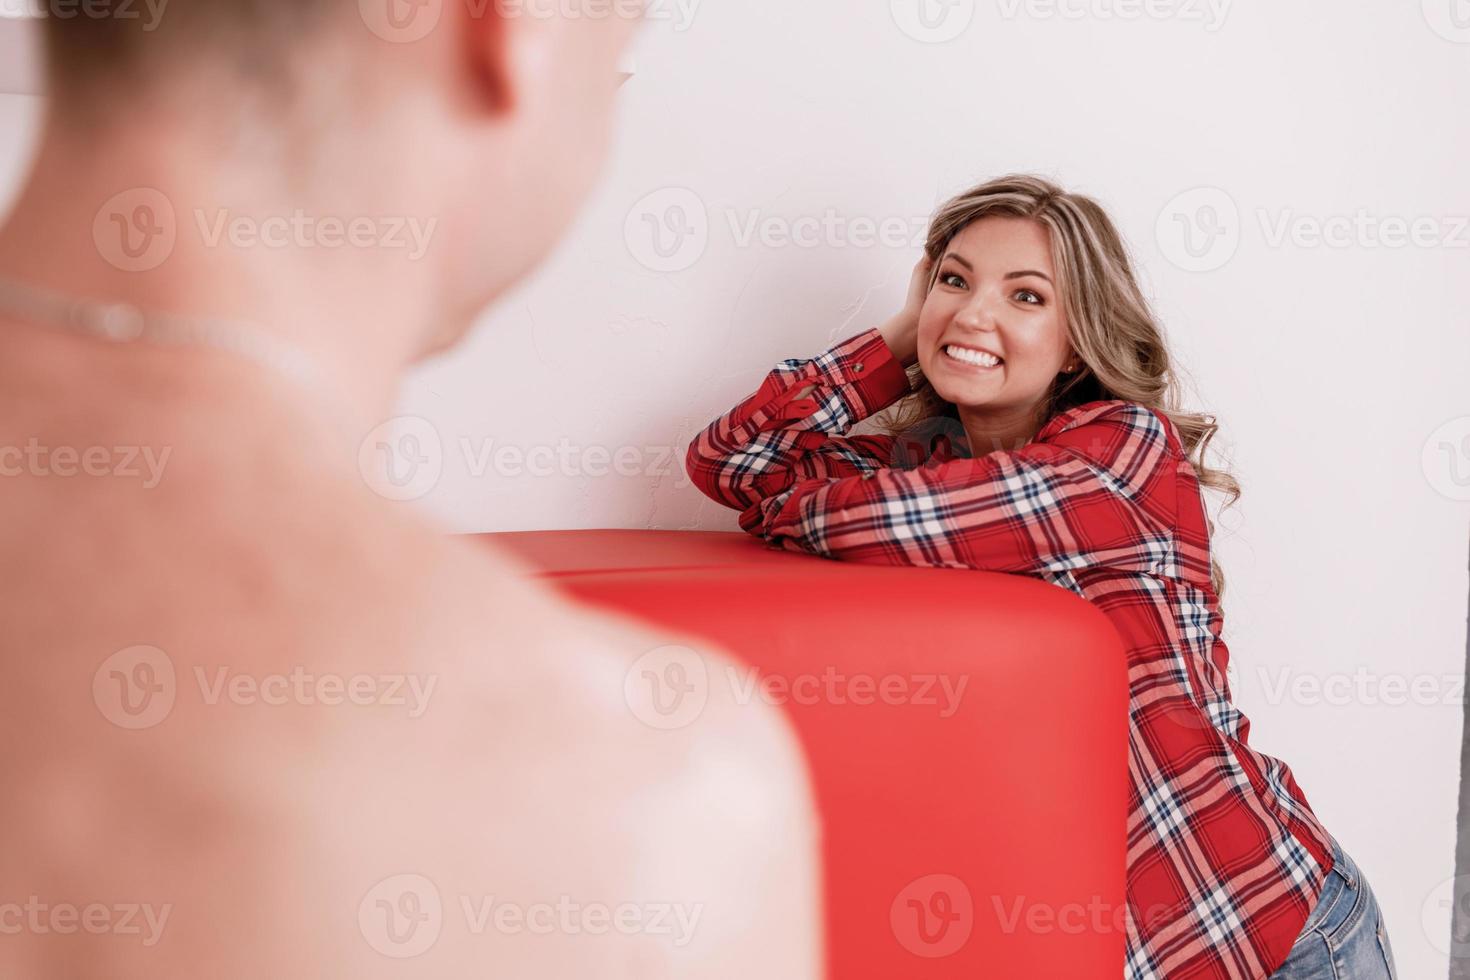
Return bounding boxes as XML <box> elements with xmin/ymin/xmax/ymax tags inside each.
<box><xmin>36</xmin><ymin>0</ymin><xmax>644</xmax><ymax>359</ymax></box>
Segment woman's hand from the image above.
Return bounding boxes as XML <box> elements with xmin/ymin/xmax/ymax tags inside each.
<box><xmin>877</xmin><ymin>253</ymin><xmax>934</xmax><ymax>368</ymax></box>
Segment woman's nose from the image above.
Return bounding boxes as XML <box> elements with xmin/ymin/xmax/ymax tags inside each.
<box><xmin>954</xmin><ymin>294</ymin><xmax>1001</xmax><ymax>331</ymax></box>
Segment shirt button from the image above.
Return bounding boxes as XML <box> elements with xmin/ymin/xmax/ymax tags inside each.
<box><xmin>852</xmin><ymin>362</ymin><xmax>865</xmax><ymax>374</ymax></box>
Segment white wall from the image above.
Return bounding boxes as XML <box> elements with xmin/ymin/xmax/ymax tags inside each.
<box><xmin>3</xmin><ymin>4</ymin><xmax>1468</xmax><ymax>975</ymax></box>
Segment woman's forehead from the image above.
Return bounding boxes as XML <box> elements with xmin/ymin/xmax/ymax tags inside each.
<box><xmin>945</xmin><ymin>217</ymin><xmax>1057</xmax><ymax>279</ymax></box>
<box><xmin>948</xmin><ymin>217</ymin><xmax>1054</xmax><ymax>268</ymax></box>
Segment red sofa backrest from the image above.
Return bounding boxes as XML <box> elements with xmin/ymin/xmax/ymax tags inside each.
<box><xmin>485</xmin><ymin>529</ymin><xmax>1128</xmax><ymax>977</ymax></box>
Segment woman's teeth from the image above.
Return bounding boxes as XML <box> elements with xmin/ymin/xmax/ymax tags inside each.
<box><xmin>944</xmin><ymin>345</ymin><xmax>1002</xmax><ymax>368</ymax></box>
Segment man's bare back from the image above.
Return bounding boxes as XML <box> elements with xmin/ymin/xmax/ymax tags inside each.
<box><xmin>0</xmin><ymin>258</ymin><xmax>818</xmax><ymax>979</ymax></box>
<box><xmin>0</xmin><ymin>3</ymin><xmax>822</xmax><ymax>974</ymax></box>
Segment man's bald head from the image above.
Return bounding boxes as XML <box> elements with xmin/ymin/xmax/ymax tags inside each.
<box><xmin>40</xmin><ymin>0</ymin><xmax>353</xmax><ymax>117</ymax></box>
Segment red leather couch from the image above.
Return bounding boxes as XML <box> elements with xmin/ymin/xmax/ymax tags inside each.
<box><xmin>482</xmin><ymin>528</ymin><xmax>1128</xmax><ymax>977</ymax></box>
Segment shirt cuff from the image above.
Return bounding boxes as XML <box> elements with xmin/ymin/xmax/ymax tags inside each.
<box><xmin>814</xmin><ymin>327</ymin><xmax>912</xmax><ymax>415</ymax></box>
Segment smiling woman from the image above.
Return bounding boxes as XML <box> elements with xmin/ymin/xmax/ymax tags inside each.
<box><xmin>685</xmin><ymin>172</ymin><xmax>1399</xmax><ymax>979</ymax></box>
<box><xmin>870</xmin><ymin>176</ymin><xmax>1228</xmax><ymax>575</ymax></box>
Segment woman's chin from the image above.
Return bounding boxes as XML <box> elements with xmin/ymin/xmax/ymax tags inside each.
<box><xmin>933</xmin><ymin>375</ymin><xmax>1001</xmax><ymax>408</ymax></box>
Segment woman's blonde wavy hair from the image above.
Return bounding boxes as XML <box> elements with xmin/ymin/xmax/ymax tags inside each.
<box><xmin>872</xmin><ymin>173</ymin><xmax>1238</xmax><ymax>600</ymax></box>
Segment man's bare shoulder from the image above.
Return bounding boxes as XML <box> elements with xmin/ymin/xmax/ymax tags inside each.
<box><xmin>270</xmin><ymin>524</ymin><xmax>824</xmax><ymax>977</ymax></box>
<box><xmin>268</xmin><ymin>506</ymin><xmax>819</xmax><ymax>839</ymax></box>
<box><xmin>363</xmin><ymin>533</ymin><xmax>822</xmax><ymax>975</ymax></box>
<box><xmin>1</xmin><ymin>503</ymin><xmax>820</xmax><ymax>978</ymax></box>
<box><xmin>407</xmin><ymin>528</ymin><xmax>814</xmax><ymax>787</ymax></box>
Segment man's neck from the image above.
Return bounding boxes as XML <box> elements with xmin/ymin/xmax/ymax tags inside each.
<box><xmin>0</xmin><ymin>116</ymin><xmax>446</xmax><ymax>434</ymax></box>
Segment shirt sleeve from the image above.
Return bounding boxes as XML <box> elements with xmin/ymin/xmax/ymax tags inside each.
<box><xmin>683</xmin><ymin>326</ymin><xmax>913</xmax><ymax>511</ymax></box>
<box><xmin>687</xmin><ymin>336</ymin><xmax>1180</xmax><ymax>575</ymax></box>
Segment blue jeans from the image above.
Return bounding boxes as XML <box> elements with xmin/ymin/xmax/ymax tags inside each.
<box><xmin>1269</xmin><ymin>835</ymin><xmax>1397</xmax><ymax>978</ymax></box>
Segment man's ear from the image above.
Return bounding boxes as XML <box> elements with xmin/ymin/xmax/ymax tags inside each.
<box><xmin>458</xmin><ymin>0</ymin><xmax>518</xmax><ymax>115</ymax></box>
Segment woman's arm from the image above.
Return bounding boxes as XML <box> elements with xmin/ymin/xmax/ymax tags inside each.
<box><xmin>685</xmin><ymin>256</ymin><xmax>932</xmax><ymax>513</ymax></box>
<box><xmin>733</xmin><ymin>398</ymin><xmax>1182</xmax><ymax>577</ymax></box>
<box><xmin>684</xmin><ymin>325</ymin><xmax>913</xmax><ymax>513</ymax></box>
<box><xmin>688</xmin><ymin>326</ymin><xmax>1180</xmax><ymax>574</ymax></box>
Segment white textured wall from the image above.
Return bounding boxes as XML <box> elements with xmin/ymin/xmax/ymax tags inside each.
<box><xmin>3</xmin><ymin>4</ymin><xmax>1468</xmax><ymax>975</ymax></box>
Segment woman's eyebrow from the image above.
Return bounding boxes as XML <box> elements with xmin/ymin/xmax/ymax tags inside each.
<box><xmin>941</xmin><ymin>253</ymin><xmax>1053</xmax><ymax>285</ymax></box>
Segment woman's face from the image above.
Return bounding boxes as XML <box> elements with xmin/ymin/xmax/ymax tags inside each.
<box><xmin>915</xmin><ymin>216</ymin><xmax>1075</xmax><ymax>423</ymax></box>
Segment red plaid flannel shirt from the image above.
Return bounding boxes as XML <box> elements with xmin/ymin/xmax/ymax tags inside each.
<box><xmin>685</xmin><ymin>326</ymin><xmax>1338</xmax><ymax>979</ymax></box>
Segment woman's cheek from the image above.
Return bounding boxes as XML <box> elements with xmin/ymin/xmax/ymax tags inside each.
<box><xmin>914</xmin><ymin>320</ymin><xmax>938</xmax><ymax>370</ymax></box>
<box><xmin>917</xmin><ymin>305</ymin><xmax>943</xmax><ymax>343</ymax></box>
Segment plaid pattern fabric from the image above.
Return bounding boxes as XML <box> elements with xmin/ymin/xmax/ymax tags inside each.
<box><xmin>685</xmin><ymin>327</ymin><xmax>1338</xmax><ymax>979</ymax></box>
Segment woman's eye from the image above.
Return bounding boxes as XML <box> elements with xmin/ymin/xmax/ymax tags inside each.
<box><xmin>1015</xmin><ymin>289</ymin><xmax>1043</xmax><ymax>305</ymax></box>
<box><xmin>940</xmin><ymin>273</ymin><xmax>967</xmax><ymax>289</ymax></box>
